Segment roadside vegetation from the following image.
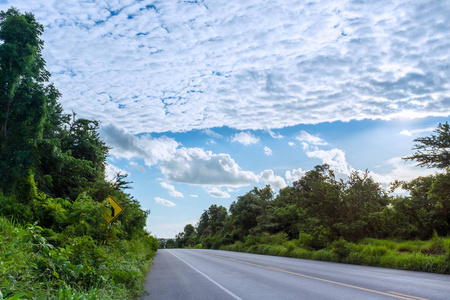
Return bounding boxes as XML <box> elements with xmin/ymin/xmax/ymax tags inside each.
<box><xmin>166</xmin><ymin>123</ymin><xmax>450</xmax><ymax>274</ymax></box>
<box><xmin>0</xmin><ymin>8</ymin><xmax>157</xmax><ymax>299</ymax></box>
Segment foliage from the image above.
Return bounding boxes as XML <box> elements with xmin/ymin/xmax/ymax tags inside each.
<box><xmin>403</xmin><ymin>122</ymin><xmax>450</xmax><ymax>169</ymax></box>
<box><xmin>219</xmin><ymin>235</ymin><xmax>450</xmax><ymax>274</ymax></box>
<box><xmin>176</xmin><ymin>123</ymin><xmax>450</xmax><ymax>273</ymax></box>
<box><xmin>0</xmin><ymin>8</ymin><xmax>157</xmax><ymax>299</ymax></box>
<box><xmin>0</xmin><ymin>216</ymin><xmax>158</xmax><ymax>299</ymax></box>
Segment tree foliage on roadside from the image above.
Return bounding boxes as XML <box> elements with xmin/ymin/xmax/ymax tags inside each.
<box><xmin>175</xmin><ymin>122</ymin><xmax>450</xmax><ymax>249</ymax></box>
<box><xmin>0</xmin><ymin>8</ymin><xmax>156</xmax><ymax>299</ymax></box>
<box><xmin>404</xmin><ymin>122</ymin><xmax>450</xmax><ymax>169</ymax></box>
<box><xmin>0</xmin><ymin>7</ymin><xmax>148</xmax><ymax>237</ymax></box>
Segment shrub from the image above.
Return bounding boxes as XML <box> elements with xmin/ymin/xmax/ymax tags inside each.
<box><xmin>297</xmin><ymin>233</ymin><xmax>314</xmax><ymax>249</ymax></box>
<box><xmin>266</xmin><ymin>245</ymin><xmax>289</xmax><ymax>256</ymax></box>
<box><xmin>203</xmin><ymin>235</ymin><xmax>222</xmax><ymax>249</ymax></box>
<box><xmin>0</xmin><ymin>216</ymin><xmax>157</xmax><ymax>299</ymax></box>
<box><xmin>331</xmin><ymin>239</ymin><xmax>351</xmax><ymax>262</ymax></box>
<box><xmin>422</xmin><ymin>232</ymin><xmax>446</xmax><ymax>255</ymax></box>
<box><xmin>312</xmin><ymin>249</ymin><xmax>337</xmax><ymax>262</ymax></box>
<box><xmin>290</xmin><ymin>248</ymin><xmax>311</xmax><ymax>259</ymax></box>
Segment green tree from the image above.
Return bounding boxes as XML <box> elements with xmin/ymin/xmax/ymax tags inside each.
<box><xmin>175</xmin><ymin>224</ymin><xmax>197</xmax><ymax>248</ymax></box>
<box><xmin>336</xmin><ymin>171</ymin><xmax>389</xmax><ymax>241</ymax></box>
<box><xmin>196</xmin><ymin>204</ymin><xmax>228</xmax><ymax>237</ymax></box>
<box><xmin>35</xmin><ymin>113</ymin><xmax>109</xmax><ymax>200</ymax></box>
<box><xmin>391</xmin><ymin>175</ymin><xmax>445</xmax><ymax>239</ymax></box>
<box><xmin>428</xmin><ymin>171</ymin><xmax>450</xmax><ymax>235</ymax></box>
<box><xmin>0</xmin><ymin>8</ymin><xmax>53</xmax><ymax>193</ymax></box>
<box><xmin>229</xmin><ymin>189</ymin><xmax>262</xmax><ymax>239</ymax></box>
<box><xmin>403</xmin><ymin>122</ymin><xmax>450</xmax><ymax>169</ymax></box>
<box><xmin>292</xmin><ymin>165</ymin><xmax>342</xmax><ymax>241</ymax></box>
<box><xmin>268</xmin><ymin>186</ymin><xmax>305</xmax><ymax>239</ymax></box>
<box><xmin>196</xmin><ymin>210</ymin><xmax>209</xmax><ymax>236</ymax></box>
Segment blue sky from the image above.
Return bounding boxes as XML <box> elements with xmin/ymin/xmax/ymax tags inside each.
<box><xmin>2</xmin><ymin>0</ymin><xmax>449</xmax><ymax>237</ymax></box>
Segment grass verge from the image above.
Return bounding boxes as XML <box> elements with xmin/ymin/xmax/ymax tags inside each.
<box><xmin>220</xmin><ymin>233</ymin><xmax>450</xmax><ymax>274</ymax></box>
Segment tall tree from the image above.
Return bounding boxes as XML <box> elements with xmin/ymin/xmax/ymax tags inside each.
<box><xmin>403</xmin><ymin>122</ymin><xmax>450</xmax><ymax>169</ymax></box>
<box><xmin>0</xmin><ymin>8</ymin><xmax>45</xmax><ymax>141</ymax></box>
<box><xmin>197</xmin><ymin>204</ymin><xmax>228</xmax><ymax>236</ymax></box>
<box><xmin>292</xmin><ymin>165</ymin><xmax>342</xmax><ymax>241</ymax></box>
<box><xmin>0</xmin><ymin>8</ymin><xmax>53</xmax><ymax>192</ymax></box>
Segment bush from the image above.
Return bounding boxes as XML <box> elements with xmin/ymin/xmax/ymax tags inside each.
<box><xmin>312</xmin><ymin>249</ymin><xmax>337</xmax><ymax>262</ymax></box>
<box><xmin>331</xmin><ymin>239</ymin><xmax>351</xmax><ymax>261</ymax></box>
<box><xmin>290</xmin><ymin>248</ymin><xmax>311</xmax><ymax>259</ymax></box>
<box><xmin>203</xmin><ymin>236</ymin><xmax>222</xmax><ymax>249</ymax></box>
<box><xmin>297</xmin><ymin>233</ymin><xmax>314</xmax><ymax>249</ymax></box>
<box><xmin>0</xmin><ymin>216</ymin><xmax>157</xmax><ymax>299</ymax></box>
<box><xmin>266</xmin><ymin>245</ymin><xmax>289</xmax><ymax>256</ymax></box>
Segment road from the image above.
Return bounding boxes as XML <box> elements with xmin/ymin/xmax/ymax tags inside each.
<box><xmin>142</xmin><ymin>249</ymin><xmax>450</xmax><ymax>300</ymax></box>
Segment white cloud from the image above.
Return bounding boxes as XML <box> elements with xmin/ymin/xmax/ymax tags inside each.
<box><xmin>231</xmin><ymin>132</ymin><xmax>260</xmax><ymax>145</ymax></box>
<box><xmin>264</xmin><ymin>146</ymin><xmax>272</xmax><ymax>156</ymax></box>
<box><xmin>400</xmin><ymin>127</ymin><xmax>435</xmax><ymax>136</ymax></box>
<box><xmin>306</xmin><ymin>148</ymin><xmax>350</xmax><ymax>175</ymax></box>
<box><xmin>101</xmin><ymin>124</ymin><xmax>263</xmax><ymax>187</ymax></box>
<box><xmin>296</xmin><ymin>131</ymin><xmax>327</xmax><ymax>146</ymax></box>
<box><xmin>382</xmin><ymin>157</ymin><xmax>438</xmax><ymax>182</ymax></box>
<box><xmin>288</xmin><ymin>142</ymin><xmax>296</xmax><ymax>147</ymax></box>
<box><xmin>3</xmin><ymin>1</ymin><xmax>449</xmax><ymax>133</ymax></box>
<box><xmin>159</xmin><ymin>147</ymin><xmax>258</xmax><ymax>187</ymax></box>
<box><xmin>362</xmin><ymin>157</ymin><xmax>440</xmax><ymax>192</ymax></box>
<box><xmin>100</xmin><ymin>124</ymin><xmax>179</xmax><ymax>166</ymax></box>
<box><xmin>154</xmin><ymin>197</ymin><xmax>176</xmax><ymax>207</ymax></box>
<box><xmin>190</xmin><ymin>194</ymin><xmax>199</xmax><ymax>198</ymax></box>
<box><xmin>207</xmin><ymin>187</ymin><xmax>231</xmax><ymax>198</ymax></box>
<box><xmin>160</xmin><ymin>182</ymin><xmax>184</xmax><ymax>198</ymax></box>
<box><xmin>285</xmin><ymin>168</ymin><xmax>306</xmax><ymax>185</ymax></box>
<box><xmin>258</xmin><ymin>170</ymin><xmax>287</xmax><ymax>190</ymax></box>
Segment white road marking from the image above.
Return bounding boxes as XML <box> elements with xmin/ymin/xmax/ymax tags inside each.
<box><xmin>168</xmin><ymin>250</ymin><xmax>243</xmax><ymax>300</ymax></box>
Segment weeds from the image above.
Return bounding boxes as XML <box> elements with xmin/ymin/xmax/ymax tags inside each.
<box><xmin>0</xmin><ymin>217</ymin><xmax>157</xmax><ymax>299</ymax></box>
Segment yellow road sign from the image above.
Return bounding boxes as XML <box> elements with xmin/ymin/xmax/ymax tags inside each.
<box><xmin>102</xmin><ymin>195</ymin><xmax>124</xmax><ymax>223</ymax></box>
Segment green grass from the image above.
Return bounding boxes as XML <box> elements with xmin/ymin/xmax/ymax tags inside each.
<box><xmin>0</xmin><ymin>216</ymin><xmax>157</xmax><ymax>299</ymax></box>
<box><xmin>220</xmin><ymin>234</ymin><xmax>450</xmax><ymax>274</ymax></box>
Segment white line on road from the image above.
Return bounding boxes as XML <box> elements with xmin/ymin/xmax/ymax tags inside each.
<box><xmin>168</xmin><ymin>250</ymin><xmax>243</xmax><ymax>300</ymax></box>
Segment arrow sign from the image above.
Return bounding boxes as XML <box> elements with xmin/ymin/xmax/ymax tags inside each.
<box><xmin>102</xmin><ymin>195</ymin><xmax>124</xmax><ymax>223</ymax></box>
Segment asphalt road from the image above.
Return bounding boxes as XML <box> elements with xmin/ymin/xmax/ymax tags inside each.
<box><xmin>142</xmin><ymin>249</ymin><xmax>450</xmax><ymax>300</ymax></box>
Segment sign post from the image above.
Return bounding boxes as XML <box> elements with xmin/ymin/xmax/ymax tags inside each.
<box><xmin>102</xmin><ymin>195</ymin><xmax>124</xmax><ymax>223</ymax></box>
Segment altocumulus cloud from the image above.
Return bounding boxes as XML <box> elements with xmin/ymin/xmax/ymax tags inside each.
<box><xmin>4</xmin><ymin>1</ymin><xmax>449</xmax><ymax>133</ymax></box>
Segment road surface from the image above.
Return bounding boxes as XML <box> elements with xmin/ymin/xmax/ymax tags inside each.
<box><xmin>142</xmin><ymin>249</ymin><xmax>450</xmax><ymax>300</ymax></box>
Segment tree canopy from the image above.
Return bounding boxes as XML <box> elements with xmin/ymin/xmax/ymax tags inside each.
<box><xmin>174</xmin><ymin>123</ymin><xmax>449</xmax><ymax>250</ymax></box>
<box><xmin>0</xmin><ymin>8</ymin><xmax>150</xmax><ymax>241</ymax></box>
<box><xmin>403</xmin><ymin>122</ymin><xmax>450</xmax><ymax>169</ymax></box>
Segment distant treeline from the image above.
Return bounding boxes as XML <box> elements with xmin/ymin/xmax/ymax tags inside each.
<box><xmin>162</xmin><ymin>123</ymin><xmax>450</xmax><ymax>250</ymax></box>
